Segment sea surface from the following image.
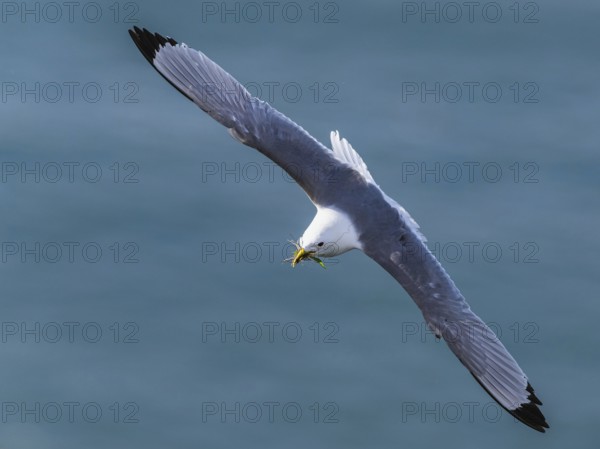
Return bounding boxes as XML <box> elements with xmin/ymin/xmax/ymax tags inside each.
<box><xmin>1</xmin><ymin>1</ymin><xmax>599</xmax><ymax>447</ymax></box>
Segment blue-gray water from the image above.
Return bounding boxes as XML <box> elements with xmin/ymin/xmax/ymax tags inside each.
<box><xmin>1</xmin><ymin>1</ymin><xmax>598</xmax><ymax>447</ymax></box>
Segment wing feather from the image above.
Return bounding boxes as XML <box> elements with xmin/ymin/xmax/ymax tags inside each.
<box><xmin>128</xmin><ymin>26</ymin><xmax>355</xmax><ymax>204</ymax></box>
<box><xmin>364</xmin><ymin>229</ymin><xmax>549</xmax><ymax>432</ymax></box>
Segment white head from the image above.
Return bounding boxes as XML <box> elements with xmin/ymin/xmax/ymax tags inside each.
<box><xmin>291</xmin><ymin>206</ymin><xmax>361</xmax><ymax>267</ymax></box>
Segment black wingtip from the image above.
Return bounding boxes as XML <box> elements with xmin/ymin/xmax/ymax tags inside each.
<box><xmin>128</xmin><ymin>26</ymin><xmax>195</xmax><ymax>103</ymax></box>
<box><xmin>470</xmin><ymin>374</ymin><xmax>549</xmax><ymax>433</ymax></box>
<box><xmin>128</xmin><ymin>26</ymin><xmax>178</xmax><ymax>65</ymax></box>
<box><xmin>510</xmin><ymin>382</ymin><xmax>549</xmax><ymax>433</ymax></box>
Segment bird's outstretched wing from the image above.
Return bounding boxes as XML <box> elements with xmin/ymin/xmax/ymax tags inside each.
<box><xmin>326</xmin><ymin>134</ymin><xmax>547</xmax><ymax>432</ymax></box>
<box><xmin>362</xmin><ymin>222</ymin><xmax>549</xmax><ymax>432</ymax></box>
<box><xmin>128</xmin><ymin>26</ymin><xmax>360</xmax><ymax>205</ymax></box>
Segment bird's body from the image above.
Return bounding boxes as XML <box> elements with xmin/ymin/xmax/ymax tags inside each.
<box><xmin>129</xmin><ymin>26</ymin><xmax>549</xmax><ymax>432</ymax></box>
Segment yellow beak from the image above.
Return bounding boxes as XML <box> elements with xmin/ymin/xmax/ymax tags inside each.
<box><xmin>292</xmin><ymin>247</ymin><xmax>310</xmax><ymax>267</ymax></box>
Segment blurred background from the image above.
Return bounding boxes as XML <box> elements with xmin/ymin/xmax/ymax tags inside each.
<box><xmin>1</xmin><ymin>0</ymin><xmax>598</xmax><ymax>447</ymax></box>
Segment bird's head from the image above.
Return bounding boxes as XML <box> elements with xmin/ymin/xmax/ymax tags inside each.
<box><xmin>288</xmin><ymin>206</ymin><xmax>361</xmax><ymax>268</ymax></box>
<box><xmin>289</xmin><ymin>238</ymin><xmax>337</xmax><ymax>269</ymax></box>
<box><xmin>289</xmin><ymin>237</ymin><xmax>338</xmax><ymax>269</ymax></box>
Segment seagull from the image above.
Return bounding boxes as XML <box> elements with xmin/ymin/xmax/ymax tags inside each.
<box><xmin>129</xmin><ymin>26</ymin><xmax>549</xmax><ymax>432</ymax></box>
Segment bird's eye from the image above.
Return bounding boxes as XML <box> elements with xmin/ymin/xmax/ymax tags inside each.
<box><xmin>317</xmin><ymin>242</ymin><xmax>324</xmax><ymax>247</ymax></box>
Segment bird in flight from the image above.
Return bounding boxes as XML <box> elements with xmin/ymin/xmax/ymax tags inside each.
<box><xmin>128</xmin><ymin>26</ymin><xmax>549</xmax><ymax>432</ymax></box>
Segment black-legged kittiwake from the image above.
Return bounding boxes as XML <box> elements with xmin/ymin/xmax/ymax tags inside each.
<box><xmin>129</xmin><ymin>27</ymin><xmax>549</xmax><ymax>432</ymax></box>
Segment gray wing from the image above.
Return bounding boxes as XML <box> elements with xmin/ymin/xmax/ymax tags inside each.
<box><xmin>361</xmin><ymin>211</ymin><xmax>549</xmax><ymax>432</ymax></box>
<box><xmin>128</xmin><ymin>27</ymin><xmax>358</xmax><ymax>205</ymax></box>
